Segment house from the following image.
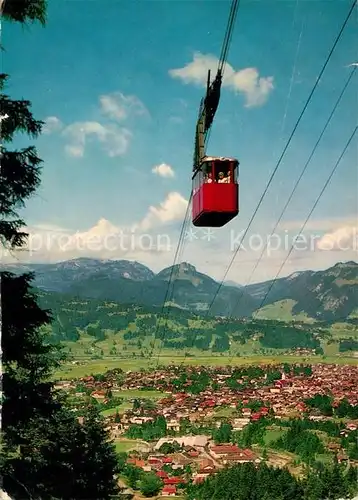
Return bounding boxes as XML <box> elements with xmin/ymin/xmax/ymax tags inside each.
<box><xmin>156</xmin><ymin>470</ymin><xmax>168</xmax><ymax>479</ymax></box>
<box><xmin>193</xmin><ymin>475</ymin><xmax>206</xmax><ymax>484</ymax></box>
<box><xmin>209</xmin><ymin>445</ymin><xmax>241</xmax><ymax>459</ymax></box>
<box><xmin>126</xmin><ymin>458</ymin><xmax>146</xmax><ymax>469</ymax></box>
<box><xmin>154</xmin><ymin>435</ymin><xmax>208</xmax><ymax>451</ymax></box>
<box><xmin>164</xmin><ymin>477</ymin><xmax>184</xmax><ymax>485</ymax></box>
<box><xmin>129</xmin><ymin>416</ymin><xmax>153</xmax><ymax>425</ymax></box>
<box><xmin>90</xmin><ymin>391</ymin><xmax>106</xmax><ymax>399</ymax></box>
<box><xmin>222</xmin><ymin>449</ymin><xmax>260</xmax><ymax>464</ymax></box>
<box><xmin>167</xmin><ymin>420</ymin><xmax>181</xmax><ymax>432</ymax></box>
<box><xmin>149</xmin><ymin>456</ymin><xmax>162</xmax><ymax>466</ymax></box>
<box><xmin>232</xmin><ymin>418</ymin><xmax>250</xmax><ymax>430</ymax></box>
<box><xmin>161</xmin><ymin>485</ymin><xmax>177</xmax><ymax>496</ymax></box>
<box><xmin>198</xmin><ymin>459</ymin><xmax>216</xmax><ymax>475</ymax></box>
<box><xmin>210</xmin><ymin>445</ymin><xmax>260</xmax><ymax>464</ymax></box>
<box><xmin>251</xmin><ymin>413</ymin><xmax>262</xmax><ymax>421</ymax></box>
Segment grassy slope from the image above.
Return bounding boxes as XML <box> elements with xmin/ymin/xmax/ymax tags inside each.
<box><xmin>254</xmin><ymin>299</ymin><xmax>316</xmax><ymax>323</ymax></box>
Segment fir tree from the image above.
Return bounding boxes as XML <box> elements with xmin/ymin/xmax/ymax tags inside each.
<box><xmin>0</xmin><ymin>1</ymin><xmax>120</xmax><ymax>498</ymax></box>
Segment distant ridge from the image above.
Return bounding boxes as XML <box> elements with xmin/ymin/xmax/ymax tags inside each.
<box><xmin>1</xmin><ymin>258</ymin><xmax>357</xmax><ymax>321</ymax></box>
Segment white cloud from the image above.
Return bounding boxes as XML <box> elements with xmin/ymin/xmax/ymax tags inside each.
<box><xmin>138</xmin><ymin>192</ymin><xmax>188</xmax><ymax>231</ymax></box>
<box><xmin>169</xmin><ymin>52</ymin><xmax>274</xmax><ymax>108</ymax></box>
<box><xmin>152</xmin><ymin>163</ymin><xmax>175</xmax><ymax>178</ymax></box>
<box><xmin>43</xmin><ymin>116</ymin><xmax>63</xmax><ymax>134</ymax></box>
<box><xmin>99</xmin><ymin>92</ymin><xmax>148</xmax><ymax>121</ymax></box>
<box><xmin>316</xmin><ymin>225</ymin><xmax>357</xmax><ymax>251</ymax></box>
<box><xmin>0</xmin><ymin>193</ymin><xmax>188</xmax><ymax>264</ymax></box>
<box><xmin>3</xmin><ymin>196</ymin><xmax>356</xmax><ymax>284</ymax></box>
<box><xmin>62</xmin><ymin>121</ymin><xmax>132</xmax><ymax>158</ymax></box>
<box><xmin>2</xmin><ymin>216</ymin><xmax>357</xmax><ymax>284</ymax></box>
<box><xmin>43</xmin><ymin>91</ymin><xmax>146</xmax><ymax>157</ymax></box>
<box><xmin>73</xmin><ymin>218</ymin><xmax>122</xmax><ymax>239</ymax></box>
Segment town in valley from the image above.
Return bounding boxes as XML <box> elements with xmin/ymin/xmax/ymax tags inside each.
<box><xmin>57</xmin><ymin>362</ymin><xmax>358</xmax><ymax>498</ymax></box>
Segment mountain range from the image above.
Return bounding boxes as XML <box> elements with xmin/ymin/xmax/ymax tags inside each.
<box><xmin>1</xmin><ymin>258</ymin><xmax>358</xmax><ymax>321</ymax></box>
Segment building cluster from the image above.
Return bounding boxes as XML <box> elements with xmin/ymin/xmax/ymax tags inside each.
<box><xmin>56</xmin><ymin>363</ymin><xmax>358</xmax><ymax>427</ymax></box>
<box><xmin>123</xmin><ymin>436</ymin><xmax>261</xmax><ymax>496</ymax></box>
<box><xmin>55</xmin><ymin>363</ymin><xmax>358</xmax><ymax>496</ymax></box>
<box><xmin>110</xmin><ymin>363</ymin><xmax>357</xmax><ymax>420</ymax></box>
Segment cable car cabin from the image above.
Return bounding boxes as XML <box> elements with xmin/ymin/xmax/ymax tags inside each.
<box><xmin>192</xmin><ymin>156</ymin><xmax>239</xmax><ymax>227</ymax></box>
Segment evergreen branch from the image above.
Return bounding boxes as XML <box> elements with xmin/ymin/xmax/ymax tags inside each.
<box><xmin>2</xmin><ymin>0</ymin><xmax>47</xmax><ymax>26</ymax></box>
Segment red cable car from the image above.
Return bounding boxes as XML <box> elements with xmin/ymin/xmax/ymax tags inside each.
<box><xmin>192</xmin><ymin>155</ymin><xmax>239</xmax><ymax>227</ymax></box>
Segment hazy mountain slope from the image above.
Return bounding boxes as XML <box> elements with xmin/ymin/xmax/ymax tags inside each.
<box><xmin>0</xmin><ymin>258</ymin><xmax>154</xmax><ymax>293</ymax></box>
<box><xmin>59</xmin><ymin>261</ymin><xmax>258</xmax><ymax>317</ymax></box>
<box><xmin>252</xmin><ymin>261</ymin><xmax>358</xmax><ymax>321</ymax></box>
<box><xmin>2</xmin><ymin>258</ymin><xmax>357</xmax><ymax>321</ymax></box>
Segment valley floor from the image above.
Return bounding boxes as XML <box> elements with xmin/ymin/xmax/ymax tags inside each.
<box><xmin>54</xmin><ymin>353</ymin><xmax>357</xmax><ymax>380</ymax></box>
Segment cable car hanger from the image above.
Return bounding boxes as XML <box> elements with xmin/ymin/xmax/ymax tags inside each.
<box><xmin>193</xmin><ymin>0</ymin><xmax>240</xmax><ymax>174</ymax></box>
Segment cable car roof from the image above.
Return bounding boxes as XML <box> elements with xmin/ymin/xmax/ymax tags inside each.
<box><xmin>200</xmin><ymin>155</ymin><xmax>239</xmax><ymax>163</ymax></box>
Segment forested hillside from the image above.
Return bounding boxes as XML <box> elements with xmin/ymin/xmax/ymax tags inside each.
<box><xmin>36</xmin><ymin>289</ymin><xmax>358</xmax><ymax>359</ymax></box>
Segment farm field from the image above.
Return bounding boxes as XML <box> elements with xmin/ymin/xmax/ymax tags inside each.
<box><xmin>114</xmin><ymin>439</ymin><xmax>150</xmax><ymax>454</ymax></box>
<box><xmin>53</xmin><ymin>353</ymin><xmax>357</xmax><ymax>379</ymax></box>
<box><xmin>100</xmin><ymin>389</ymin><xmax>170</xmax><ymax>416</ymax></box>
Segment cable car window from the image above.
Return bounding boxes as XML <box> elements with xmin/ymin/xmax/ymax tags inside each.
<box><xmin>232</xmin><ymin>161</ymin><xmax>239</xmax><ymax>183</ymax></box>
<box><xmin>214</xmin><ymin>161</ymin><xmax>230</xmax><ymax>183</ymax></box>
<box><xmin>202</xmin><ymin>161</ymin><xmax>211</xmax><ymax>175</ymax></box>
<box><xmin>196</xmin><ymin>168</ymin><xmax>203</xmax><ymax>188</ymax></box>
<box><xmin>202</xmin><ymin>161</ymin><xmax>214</xmax><ymax>183</ymax></box>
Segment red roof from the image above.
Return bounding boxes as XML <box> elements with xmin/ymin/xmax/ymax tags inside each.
<box><xmin>127</xmin><ymin>458</ymin><xmax>145</xmax><ymax>468</ymax></box>
<box><xmin>156</xmin><ymin>470</ymin><xmax>168</xmax><ymax>478</ymax></box>
<box><xmin>162</xmin><ymin>457</ymin><xmax>173</xmax><ymax>463</ymax></box>
<box><xmin>162</xmin><ymin>485</ymin><xmax>177</xmax><ymax>494</ymax></box>
<box><xmin>164</xmin><ymin>477</ymin><xmax>184</xmax><ymax>485</ymax></box>
<box><xmin>251</xmin><ymin>413</ymin><xmax>261</xmax><ymax>420</ymax></box>
<box><xmin>211</xmin><ymin>445</ymin><xmax>240</xmax><ymax>454</ymax></box>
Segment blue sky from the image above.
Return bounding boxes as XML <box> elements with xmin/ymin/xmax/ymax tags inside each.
<box><xmin>3</xmin><ymin>0</ymin><xmax>357</xmax><ymax>282</ymax></box>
